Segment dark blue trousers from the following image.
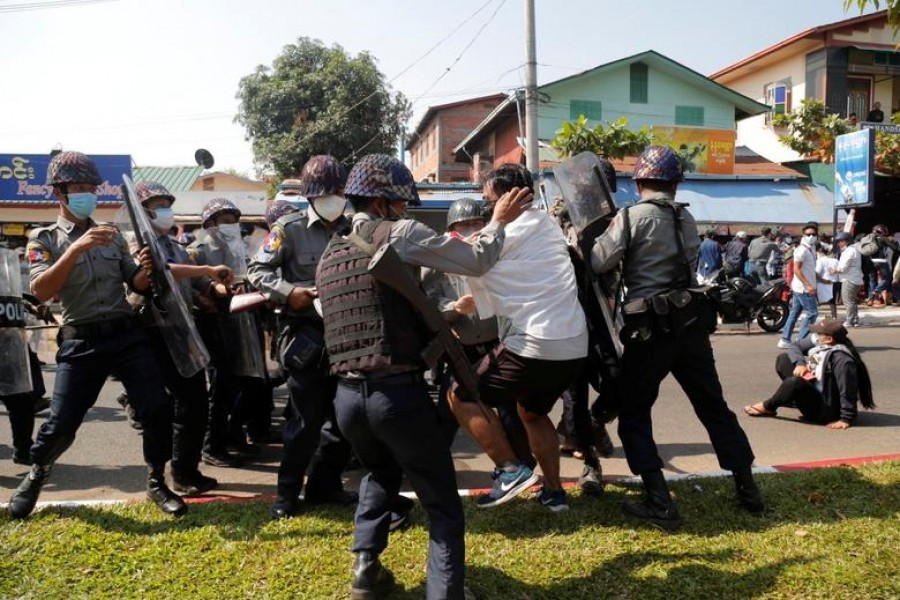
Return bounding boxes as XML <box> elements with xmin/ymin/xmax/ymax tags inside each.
<box><xmin>31</xmin><ymin>326</ymin><xmax>172</xmax><ymax>469</ymax></box>
<box><xmin>617</xmin><ymin>329</ymin><xmax>754</xmax><ymax>475</ymax></box>
<box><xmin>335</xmin><ymin>379</ymin><xmax>465</xmax><ymax>600</ymax></box>
<box><xmin>277</xmin><ymin>366</ymin><xmax>350</xmax><ymax>500</ymax></box>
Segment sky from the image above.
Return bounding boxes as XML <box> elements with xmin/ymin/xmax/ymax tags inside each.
<box><xmin>0</xmin><ymin>0</ymin><xmax>878</xmax><ymax>177</ymax></box>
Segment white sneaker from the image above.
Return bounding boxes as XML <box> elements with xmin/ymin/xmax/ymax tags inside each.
<box><xmin>776</xmin><ymin>339</ymin><xmax>791</xmax><ymax>349</ymax></box>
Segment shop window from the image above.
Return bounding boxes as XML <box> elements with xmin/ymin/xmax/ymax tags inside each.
<box><xmin>630</xmin><ymin>62</ymin><xmax>648</xmax><ymax>104</ymax></box>
<box><xmin>675</xmin><ymin>106</ymin><xmax>705</xmax><ymax>126</ymax></box>
<box><xmin>569</xmin><ymin>99</ymin><xmax>602</xmax><ymax>121</ymax></box>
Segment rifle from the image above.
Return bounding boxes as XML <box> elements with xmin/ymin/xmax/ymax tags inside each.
<box><xmin>364</xmin><ymin>241</ymin><xmax>482</xmax><ymax>404</ymax></box>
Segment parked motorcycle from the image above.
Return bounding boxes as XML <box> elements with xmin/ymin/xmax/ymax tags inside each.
<box><xmin>700</xmin><ymin>270</ymin><xmax>790</xmax><ymax>333</ymax></box>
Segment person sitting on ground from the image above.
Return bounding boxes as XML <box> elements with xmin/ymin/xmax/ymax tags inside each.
<box><xmin>744</xmin><ymin>319</ymin><xmax>874</xmax><ymax>429</ymax></box>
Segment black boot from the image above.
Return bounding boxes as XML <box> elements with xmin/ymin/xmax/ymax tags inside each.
<box><xmin>733</xmin><ymin>467</ymin><xmax>765</xmax><ymax>513</ymax></box>
<box><xmin>147</xmin><ymin>469</ymin><xmax>187</xmax><ymax>516</ymax></box>
<box><xmin>171</xmin><ymin>469</ymin><xmax>218</xmax><ymax>496</ymax></box>
<box><xmin>7</xmin><ymin>464</ymin><xmax>51</xmax><ymax>519</ymax></box>
<box><xmin>270</xmin><ymin>494</ymin><xmax>300</xmax><ymax>520</ymax></box>
<box><xmin>622</xmin><ymin>470</ymin><xmax>681</xmax><ymax>531</ymax></box>
<box><xmin>350</xmin><ymin>551</ymin><xmax>395</xmax><ymax>600</ymax></box>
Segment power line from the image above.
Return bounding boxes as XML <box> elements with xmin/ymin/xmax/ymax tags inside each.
<box><xmin>0</xmin><ymin>0</ymin><xmax>119</xmax><ymax>13</ymax></box>
<box><xmin>409</xmin><ymin>0</ymin><xmax>509</xmax><ymax>108</ymax></box>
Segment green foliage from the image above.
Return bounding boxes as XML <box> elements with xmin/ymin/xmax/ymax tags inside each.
<box><xmin>772</xmin><ymin>99</ymin><xmax>853</xmax><ymax>161</ymax></box>
<box><xmin>551</xmin><ymin>115</ymin><xmax>652</xmax><ymax>160</ymax></box>
<box><xmin>844</xmin><ymin>0</ymin><xmax>900</xmax><ymax>30</ymax></box>
<box><xmin>236</xmin><ymin>37</ymin><xmax>410</xmax><ymax>180</ymax></box>
<box><xmin>2</xmin><ymin>462</ymin><xmax>899</xmax><ymax>599</ymax></box>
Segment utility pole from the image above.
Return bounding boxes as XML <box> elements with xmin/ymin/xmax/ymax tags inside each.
<box><xmin>524</xmin><ymin>0</ymin><xmax>539</xmax><ymax>172</ymax></box>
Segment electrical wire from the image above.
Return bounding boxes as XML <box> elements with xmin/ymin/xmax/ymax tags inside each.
<box><xmin>0</xmin><ymin>0</ymin><xmax>119</xmax><ymax>13</ymax></box>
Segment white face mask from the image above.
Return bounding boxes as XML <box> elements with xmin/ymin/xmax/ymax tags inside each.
<box><xmin>150</xmin><ymin>207</ymin><xmax>175</xmax><ymax>233</ymax></box>
<box><xmin>215</xmin><ymin>222</ymin><xmax>242</xmax><ymax>242</ymax></box>
<box><xmin>803</xmin><ymin>234</ymin><xmax>817</xmax><ymax>247</ymax></box>
<box><xmin>311</xmin><ymin>194</ymin><xmax>346</xmax><ymax>222</ymax></box>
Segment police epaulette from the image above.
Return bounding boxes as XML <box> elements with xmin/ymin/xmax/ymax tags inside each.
<box><xmin>276</xmin><ymin>210</ymin><xmax>309</xmax><ymax>227</ymax></box>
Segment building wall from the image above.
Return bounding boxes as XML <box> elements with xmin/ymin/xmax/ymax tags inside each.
<box><xmin>410</xmin><ymin>97</ymin><xmax>503</xmax><ymax>182</ymax></box>
<box><xmin>537</xmin><ymin>63</ymin><xmax>737</xmax><ymax>141</ymax></box>
<box><xmin>191</xmin><ymin>172</ymin><xmax>265</xmax><ymax>193</ymax></box>
<box><xmin>727</xmin><ymin>50</ymin><xmax>810</xmax><ymax>164</ymax></box>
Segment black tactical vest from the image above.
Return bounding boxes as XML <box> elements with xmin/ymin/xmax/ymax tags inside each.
<box><xmin>316</xmin><ymin>220</ymin><xmax>427</xmax><ymax>375</ymax></box>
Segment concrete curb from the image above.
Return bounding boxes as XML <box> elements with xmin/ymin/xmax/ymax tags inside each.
<box><xmin>7</xmin><ymin>453</ymin><xmax>898</xmax><ymax>511</ymax></box>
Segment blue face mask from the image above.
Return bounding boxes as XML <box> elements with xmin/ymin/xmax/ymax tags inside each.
<box><xmin>67</xmin><ymin>192</ymin><xmax>98</xmax><ymax>220</ymax></box>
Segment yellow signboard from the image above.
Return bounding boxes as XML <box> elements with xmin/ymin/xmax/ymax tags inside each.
<box><xmin>652</xmin><ymin>126</ymin><xmax>736</xmax><ymax>175</ymax></box>
<box><xmin>1</xmin><ymin>223</ymin><xmax>26</xmax><ymax>236</ymax></box>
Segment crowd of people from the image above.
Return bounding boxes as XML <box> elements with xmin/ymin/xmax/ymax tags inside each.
<box><xmin>1</xmin><ymin>148</ymin><xmax>884</xmax><ymax>599</ymax></box>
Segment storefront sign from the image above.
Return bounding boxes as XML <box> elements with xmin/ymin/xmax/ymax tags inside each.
<box><xmin>652</xmin><ymin>126</ymin><xmax>736</xmax><ymax>175</ymax></box>
<box><xmin>1</xmin><ymin>224</ymin><xmax>26</xmax><ymax>236</ymax></box>
<box><xmin>834</xmin><ymin>129</ymin><xmax>874</xmax><ymax>209</ymax></box>
<box><xmin>0</xmin><ymin>154</ymin><xmax>131</xmax><ymax>203</ymax></box>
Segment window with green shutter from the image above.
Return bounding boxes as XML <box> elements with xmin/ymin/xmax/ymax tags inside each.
<box><xmin>569</xmin><ymin>99</ymin><xmax>602</xmax><ymax>121</ymax></box>
<box><xmin>675</xmin><ymin>105</ymin><xmax>705</xmax><ymax>126</ymax></box>
<box><xmin>630</xmin><ymin>62</ymin><xmax>648</xmax><ymax>103</ymax></box>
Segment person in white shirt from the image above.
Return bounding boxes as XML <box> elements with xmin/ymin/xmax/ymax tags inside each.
<box><xmin>815</xmin><ymin>243</ymin><xmax>839</xmax><ymax>319</ymax></box>
<box><xmin>779</xmin><ymin>223</ymin><xmax>819</xmax><ymax>348</ymax></box>
<box><xmin>447</xmin><ymin>164</ymin><xmax>588</xmax><ymax>512</ymax></box>
<box><xmin>830</xmin><ymin>232</ymin><xmax>864</xmax><ymax>327</ymax></box>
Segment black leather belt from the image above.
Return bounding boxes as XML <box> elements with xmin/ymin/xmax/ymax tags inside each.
<box><xmin>59</xmin><ymin>317</ymin><xmax>137</xmax><ymax>341</ymax></box>
<box><xmin>337</xmin><ymin>371</ymin><xmax>425</xmax><ymax>393</ymax></box>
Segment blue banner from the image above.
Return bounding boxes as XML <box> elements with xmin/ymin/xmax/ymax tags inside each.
<box><xmin>0</xmin><ymin>154</ymin><xmax>131</xmax><ymax>204</ymax></box>
<box><xmin>834</xmin><ymin>130</ymin><xmax>874</xmax><ymax>209</ymax></box>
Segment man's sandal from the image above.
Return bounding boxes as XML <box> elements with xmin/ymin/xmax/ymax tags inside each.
<box><xmin>743</xmin><ymin>404</ymin><xmax>777</xmax><ymax>417</ymax></box>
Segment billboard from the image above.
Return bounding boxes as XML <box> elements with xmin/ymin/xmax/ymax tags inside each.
<box><xmin>0</xmin><ymin>154</ymin><xmax>131</xmax><ymax>204</ymax></box>
<box><xmin>834</xmin><ymin>129</ymin><xmax>874</xmax><ymax>209</ymax></box>
<box><xmin>652</xmin><ymin>126</ymin><xmax>736</xmax><ymax>175</ymax></box>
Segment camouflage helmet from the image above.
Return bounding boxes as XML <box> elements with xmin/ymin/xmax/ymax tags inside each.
<box><xmin>201</xmin><ymin>198</ymin><xmax>241</xmax><ymax>228</ymax></box>
<box><xmin>632</xmin><ymin>145</ymin><xmax>684</xmax><ymax>183</ymax></box>
<box><xmin>278</xmin><ymin>178</ymin><xmax>304</xmax><ymax>196</ymax></box>
<box><xmin>299</xmin><ymin>155</ymin><xmax>347</xmax><ymax>199</ymax></box>
<box><xmin>135</xmin><ymin>181</ymin><xmax>175</xmax><ymax>205</ymax></box>
<box><xmin>265</xmin><ymin>198</ymin><xmax>299</xmax><ymax>226</ymax></box>
<box><xmin>344</xmin><ymin>153</ymin><xmax>420</xmax><ymax>206</ymax></box>
<box><xmin>46</xmin><ymin>151</ymin><xmax>103</xmax><ymax>186</ymax></box>
<box><xmin>872</xmin><ymin>223</ymin><xmax>889</xmax><ymax>236</ymax></box>
<box><xmin>446</xmin><ymin>197</ymin><xmax>485</xmax><ymax>231</ymax></box>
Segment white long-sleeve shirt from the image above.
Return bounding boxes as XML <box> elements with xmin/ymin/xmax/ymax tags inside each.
<box><xmin>834</xmin><ymin>244</ymin><xmax>864</xmax><ymax>286</ymax></box>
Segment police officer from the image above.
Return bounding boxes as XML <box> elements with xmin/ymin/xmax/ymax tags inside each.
<box><xmin>591</xmin><ymin>146</ymin><xmax>763</xmax><ymax>531</ymax></box>
<box><xmin>247</xmin><ymin>155</ymin><xmax>358</xmax><ymax>519</ymax></box>
<box><xmin>7</xmin><ymin>151</ymin><xmax>186</xmax><ymax>519</ymax></box>
<box><xmin>189</xmin><ymin>198</ymin><xmax>261</xmax><ymax>466</ymax></box>
<box><xmin>133</xmin><ymin>181</ymin><xmax>230</xmax><ymax>494</ymax></box>
<box><xmin>316</xmin><ymin>154</ymin><xmax>530</xmax><ymax>599</ymax></box>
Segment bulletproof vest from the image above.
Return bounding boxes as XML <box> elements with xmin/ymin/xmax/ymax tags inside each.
<box><xmin>316</xmin><ymin>219</ymin><xmax>428</xmax><ymax>375</ymax></box>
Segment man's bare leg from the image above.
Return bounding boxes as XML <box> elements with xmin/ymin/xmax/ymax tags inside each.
<box><xmin>447</xmin><ymin>390</ymin><xmax>517</xmax><ymax>465</ymax></box>
<box><xmin>518</xmin><ymin>405</ymin><xmax>562</xmax><ymax>490</ymax></box>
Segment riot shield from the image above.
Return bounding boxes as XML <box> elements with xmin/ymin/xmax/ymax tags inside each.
<box><xmin>553</xmin><ymin>153</ymin><xmax>624</xmax><ymax>420</ymax></box>
<box><xmin>120</xmin><ymin>175</ymin><xmax>210</xmax><ymax>378</ymax></box>
<box><xmin>0</xmin><ymin>247</ymin><xmax>32</xmax><ymax>396</ymax></box>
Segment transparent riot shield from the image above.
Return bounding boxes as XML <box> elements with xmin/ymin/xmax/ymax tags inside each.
<box><xmin>0</xmin><ymin>247</ymin><xmax>32</xmax><ymax>396</ymax></box>
<box><xmin>120</xmin><ymin>175</ymin><xmax>210</xmax><ymax>378</ymax></box>
<box><xmin>553</xmin><ymin>152</ymin><xmax>624</xmax><ymax>412</ymax></box>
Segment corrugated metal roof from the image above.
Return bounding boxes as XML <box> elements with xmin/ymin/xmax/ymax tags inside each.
<box><xmin>133</xmin><ymin>166</ymin><xmax>203</xmax><ymax>192</ymax></box>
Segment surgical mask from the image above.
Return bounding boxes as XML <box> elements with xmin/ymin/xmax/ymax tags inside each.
<box><xmin>215</xmin><ymin>222</ymin><xmax>242</xmax><ymax>242</ymax></box>
<box><xmin>803</xmin><ymin>234</ymin><xmax>817</xmax><ymax>246</ymax></box>
<box><xmin>67</xmin><ymin>192</ymin><xmax>98</xmax><ymax>220</ymax></box>
<box><xmin>311</xmin><ymin>194</ymin><xmax>346</xmax><ymax>222</ymax></box>
<box><xmin>149</xmin><ymin>207</ymin><xmax>175</xmax><ymax>233</ymax></box>
<box><xmin>810</xmin><ymin>333</ymin><xmax>819</xmax><ymax>346</ymax></box>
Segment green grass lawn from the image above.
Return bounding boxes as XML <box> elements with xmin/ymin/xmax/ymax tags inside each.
<box><xmin>1</xmin><ymin>461</ymin><xmax>898</xmax><ymax>599</ymax></box>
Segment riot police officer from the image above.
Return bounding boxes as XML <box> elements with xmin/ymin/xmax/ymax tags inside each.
<box><xmin>247</xmin><ymin>155</ymin><xmax>358</xmax><ymax>519</ymax></box>
<box><xmin>316</xmin><ymin>154</ymin><xmax>530</xmax><ymax>599</ymax></box>
<box><xmin>133</xmin><ymin>181</ymin><xmax>230</xmax><ymax>494</ymax></box>
<box><xmin>7</xmin><ymin>151</ymin><xmax>186</xmax><ymax>519</ymax></box>
<box><xmin>591</xmin><ymin>146</ymin><xmax>763</xmax><ymax>531</ymax></box>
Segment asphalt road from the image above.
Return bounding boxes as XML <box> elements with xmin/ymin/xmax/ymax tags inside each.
<box><xmin>1</xmin><ymin>325</ymin><xmax>898</xmax><ymax>505</ymax></box>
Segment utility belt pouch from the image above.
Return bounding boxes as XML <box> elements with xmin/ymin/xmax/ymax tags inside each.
<box><xmin>620</xmin><ymin>298</ymin><xmax>653</xmax><ymax>343</ymax></box>
<box><xmin>651</xmin><ymin>295</ymin><xmax>671</xmax><ymax>335</ymax></box>
<box><xmin>278</xmin><ymin>323</ymin><xmax>326</xmax><ymax>373</ymax></box>
<box><xmin>665</xmin><ymin>287</ymin><xmax>718</xmax><ymax>336</ymax></box>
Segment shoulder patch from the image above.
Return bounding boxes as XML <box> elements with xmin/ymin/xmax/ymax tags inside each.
<box><xmin>26</xmin><ymin>240</ymin><xmax>51</xmax><ymax>265</ymax></box>
<box><xmin>259</xmin><ymin>228</ymin><xmax>284</xmax><ymax>256</ymax></box>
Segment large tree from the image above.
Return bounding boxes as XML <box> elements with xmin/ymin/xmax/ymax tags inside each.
<box><xmin>236</xmin><ymin>38</ymin><xmax>410</xmax><ymax>179</ymax></box>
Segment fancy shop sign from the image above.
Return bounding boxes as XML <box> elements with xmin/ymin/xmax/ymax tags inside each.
<box><xmin>0</xmin><ymin>154</ymin><xmax>131</xmax><ymax>202</ymax></box>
